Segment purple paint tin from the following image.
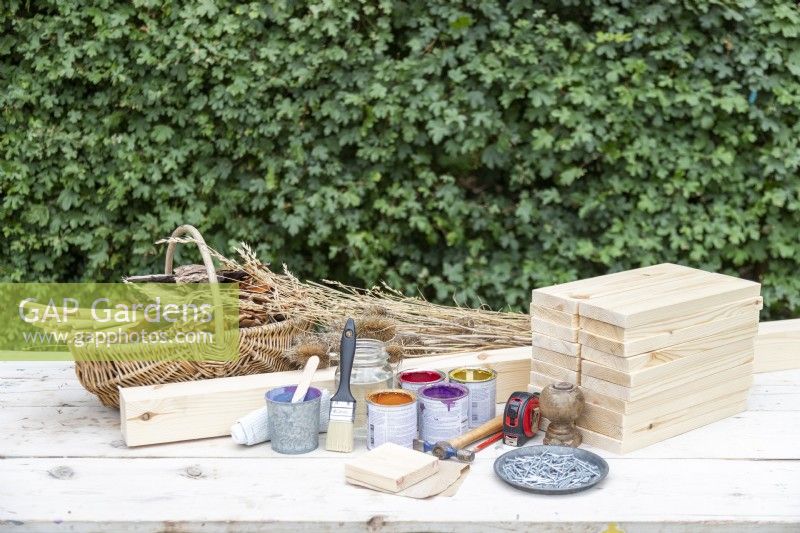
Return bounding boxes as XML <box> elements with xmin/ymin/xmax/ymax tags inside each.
<box><xmin>418</xmin><ymin>382</ymin><xmax>469</xmax><ymax>443</ymax></box>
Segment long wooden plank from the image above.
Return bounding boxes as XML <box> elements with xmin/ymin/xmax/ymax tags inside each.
<box><xmin>581</xmin><ymin>336</ymin><xmax>755</xmax><ymax>388</ymax></box>
<box><xmin>578</xmin><ymin>272</ymin><xmax>760</xmax><ymax>328</ymax></box>
<box><xmin>755</xmin><ymin>319</ymin><xmax>800</xmax><ymax>373</ymax></box>
<box><xmin>0</xmin><ymin>361</ymin><xmax>77</xmax><ymax>379</ymax></box>
<box><xmin>529</xmin><ymin>304</ymin><xmax>579</xmax><ymax>328</ymax></box>
<box><xmin>581</xmin><ymin>363</ymin><xmax>753</xmax><ymax>414</ymax></box>
<box><xmin>528</xmin><ymin>371</ymin><xmax>577</xmax><ymax>392</ymax></box>
<box><xmin>120</xmin><ymin>346</ymin><xmax>531</xmax><ymax>446</ymax></box>
<box><xmin>581</xmin><ymin>347</ymin><xmax>753</xmax><ymax>402</ymax></box>
<box><xmin>578</xmin><ymin>386</ymin><xmax>751</xmax><ymax>439</ymax></box>
<box><xmin>578</xmin><ymin>311</ymin><xmax>759</xmax><ymax>357</ymax></box>
<box><xmin>579</xmin><ymin>297</ymin><xmax>762</xmax><ymax>342</ymax></box>
<box><xmin>580</xmin><ymin>324</ymin><xmax>755</xmax><ymax>374</ymax></box>
<box><xmin>3</xmin><ymin>405</ymin><xmax>798</xmax><ymax>461</ymax></box>
<box><xmin>532</xmin><ymin>333</ymin><xmax>580</xmax><ymax>356</ymax></box>
<box><xmin>2</xmin><ymin>392</ymin><xmax>796</xmax><ymax>461</ymax></box>
<box><xmin>4</xmin><ymin>401</ymin><xmax>799</xmax><ymax>461</ymax></box>
<box><xmin>2</xmin><ymin>457</ymin><xmax>800</xmax><ymax>530</ymax></box>
<box><xmin>532</xmin><ymin>346</ymin><xmax>580</xmax><ymax>371</ymax></box>
<box><xmin>3</xmin><ymin>363</ymin><xmax>799</xmax><ymax>463</ymax></box>
<box><xmin>579</xmin><ymin>400</ymin><xmax>748</xmax><ymax>454</ymax></box>
<box><xmin>531</xmin><ymin>319</ymin><xmax>579</xmax><ymax>342</ymax></box>
<box><xmin>578</xmin><ymin>373</ymin><xmax>753</xmax><ymax>432</ymax></box>
<box><xmin>531</xmin><ymin>263</ymin><xmax>695</xmax><ymax>314</ymax></box>
<box><xmin>530</xmin><ymin>362</ymin><xmax>580</xmax><ymax>384</ymax></box>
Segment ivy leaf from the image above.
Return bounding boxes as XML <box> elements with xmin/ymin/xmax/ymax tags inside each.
<box><xmin>151</xmin><ymin>125</ymin><xmax>174</xmax><ymax>144</ymax></box>
<box><xmin>450</xmin><ymin>15</ymin><xmax>473</xmax><ymax>31</ymax></box>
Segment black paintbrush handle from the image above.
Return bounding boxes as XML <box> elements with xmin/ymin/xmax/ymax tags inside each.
<box><xmin>334</xmin><ymin>318</ymin><xmax>356</xmax><ymax>402</ymax></box>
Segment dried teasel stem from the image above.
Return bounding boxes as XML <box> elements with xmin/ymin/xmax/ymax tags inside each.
<box><xmin>154</xmin><ymin>237</ymin><xmax>532</xmax><ymax>360</ymax></box>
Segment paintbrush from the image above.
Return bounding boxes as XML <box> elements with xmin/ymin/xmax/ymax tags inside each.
<box><xmin>325</xmin><ymin>318</ymin><xmax>357</xmax><ymax>452</ymax></box>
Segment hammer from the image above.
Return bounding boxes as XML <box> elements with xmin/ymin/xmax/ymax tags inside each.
<box><xmin>418</xmin><ymin>415</ymin><xmax>504</xmax><ymax>462</ymax></box>
<box><xmin>413</xmin><ymin>438</ymin><xmax>473</xmax><ymax>462</ymax></box>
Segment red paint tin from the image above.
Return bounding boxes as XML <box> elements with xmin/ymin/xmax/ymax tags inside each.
<box><xmin>397</xmin><ymin>369</ymin><xmax>446</xmax><ymax>393</ymax></box>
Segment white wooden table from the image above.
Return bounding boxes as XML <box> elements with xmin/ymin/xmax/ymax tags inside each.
<box><xmin>1</xmin><ymin>362</ymin><xmax>798</xmax><ymax>532</ymax></box>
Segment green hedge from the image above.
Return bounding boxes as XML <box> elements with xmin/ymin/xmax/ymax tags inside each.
<box><xmin>2</xmin><ymin>1</ymin><xmax>800</xmax><ymax>317</ymax></box>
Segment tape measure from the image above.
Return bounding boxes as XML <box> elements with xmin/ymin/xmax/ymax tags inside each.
<box><xmin>502</xmin><ymin>391</ymin><xmax>541</xmax><ymax>447</ymax></box>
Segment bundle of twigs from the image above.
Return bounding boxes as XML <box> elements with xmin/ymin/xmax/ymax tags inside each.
<box><xmin>154</xmin><ymin>237</ymin><xmax>531</xmax><ymax>364</ymax></box>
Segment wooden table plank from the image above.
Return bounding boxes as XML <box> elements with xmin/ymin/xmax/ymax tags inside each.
<box><xmin>1</xmin><ymin>362</ymin><xmax>799</xmax><ymax>532</ymax></box>
<box><xmin>0</xmin><ymin>457</ymin><xmax>798</xmax><ymax>531</ymax></box>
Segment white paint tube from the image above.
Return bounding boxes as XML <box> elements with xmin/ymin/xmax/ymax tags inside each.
<box><xmin>231</xmin><ymin>388</ymin><xmax>331</xmax><ymax>445</ymax></box>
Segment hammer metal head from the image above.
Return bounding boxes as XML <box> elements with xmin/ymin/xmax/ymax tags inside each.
<box><xmin>432</xmin><ymin>441</ymin><xmax>475</xmax><ymax>463</ymax></box>
<box><xmin>455</xmin><ymin>448</ymin><xmax>475</xmax><ymax>462</ymax></box>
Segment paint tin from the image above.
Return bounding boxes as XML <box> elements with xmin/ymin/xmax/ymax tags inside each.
<box><xmin>265</xmin><ymin>385</ymin><xmax>321</xmax><ymax>454</ymax></box>
<box><xmin>448</xmin><ymin>367</ymin><xmax>497</xmax><ymax>428</ymax></box>
<box><xmin>397</xmin><ymin>369</ymin><xmax>446</xmax><ymax>393</ymax></box>
<box><xmin>418</xmin><ymin>382</ymin><xmax>469</xmax><ymax>443</ymax></box>
<box><xmin>366</xmin><ymin>389</ymin><xmax>418</xmax><ymax>450</ymax></box>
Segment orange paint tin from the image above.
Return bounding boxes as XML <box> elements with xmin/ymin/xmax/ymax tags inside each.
<box><xmin>366</xmin><ymin>389</ymin><xmax>418</xmax><ymax>450</ymax></box>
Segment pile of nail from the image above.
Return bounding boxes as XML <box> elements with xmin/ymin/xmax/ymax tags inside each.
<box><xmin>500</xmin><ymin>452</ymin><xmax>602</xmax><ymax>490</ymax></box>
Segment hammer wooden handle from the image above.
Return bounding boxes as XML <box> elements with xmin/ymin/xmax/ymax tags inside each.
<box><xmin>449</xmin><ymin>415</ymin><xmax>504</xmax><ymax>449</ymax></box>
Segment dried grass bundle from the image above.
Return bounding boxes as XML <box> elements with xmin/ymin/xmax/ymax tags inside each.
<box><xmin>155</xmin><ymin>237</ymin><xmax>531</xmax><ymax>359</ymax></box>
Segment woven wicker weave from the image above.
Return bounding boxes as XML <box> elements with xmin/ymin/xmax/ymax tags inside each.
<box><xmin>73</xmin><ymin>225</ymin><xmax>309</xmax><ymax>407</ymax></box>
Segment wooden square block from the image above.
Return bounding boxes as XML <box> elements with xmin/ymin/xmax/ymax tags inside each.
<box><xmin>345</xmin><ymin>443</ymin><xmax>439</xmax><ymax>493</ymax></box>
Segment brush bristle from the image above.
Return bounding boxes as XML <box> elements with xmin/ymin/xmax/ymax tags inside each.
<box><xmin>325</xmin><ymin>420</ymin><xmax>354</xmax><ymax>452</ymax></box>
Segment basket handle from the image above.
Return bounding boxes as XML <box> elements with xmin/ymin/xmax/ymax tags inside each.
<box><xmin>163</xmin><ymin>224</ymin><xmax>229</xmax><ymax>354</ymax></box>
<box><xmin>164</xmin><ymin>225</ymin><xmax>218</xmax><ymax>283</ymax></box>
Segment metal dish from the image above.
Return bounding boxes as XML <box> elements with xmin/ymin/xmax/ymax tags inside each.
<box><xmin>494</xmin><ymin>445</ymin><xmax>609</xmax><ymax>494</ymax></box>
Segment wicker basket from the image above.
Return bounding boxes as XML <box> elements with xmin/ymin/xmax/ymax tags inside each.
<box><xmin>73</xmin><ymin>225</ymin><xmax>309</xmax><ymax>407</ymax></box>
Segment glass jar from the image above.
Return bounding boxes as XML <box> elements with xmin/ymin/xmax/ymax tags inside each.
<box><xmin>335</xmin><ymin>338</ymin><xmax>394</xmax><ymax>438</ymax></box>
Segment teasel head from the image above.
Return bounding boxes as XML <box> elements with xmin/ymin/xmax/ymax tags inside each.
<box><xmin>396</xmin><ymin>332</ymin><xmax>425</xmax><ymax>356</ymax></box>
<box><xmin>355</xmin><ymin>314</ymin><xmax>396</xmax><ymax>342</ymax></box>
<box><xmin>385</xmin><ymin>342</ymin><xmax>404</xmax><ymax>364</ymax></box>
<box><xmin>285</xmin><ymin>333</ymin><xmax>331</xmax><ymax>368</ymax></box>
<box><xmin>364</xmin><ymin>304</ymin><xmax>389</xmax><ymax>317</ymax></box>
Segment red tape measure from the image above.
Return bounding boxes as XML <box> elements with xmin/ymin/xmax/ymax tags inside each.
<box><xmin>502</xmin><ymin>391</ymin><xmax>541</xmax><ymax>447</ymax></box>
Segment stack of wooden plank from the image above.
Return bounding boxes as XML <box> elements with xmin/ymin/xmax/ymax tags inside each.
<box><xmin>530</xmin><ymin>264</ymin><xmax>762</xmax><ymax>453</ymax></box>
<box><xmin>754</xmin><ymin>319</ymin><xmax>800</xmax><ymax>373</ymax></box>
<box><xmin>530</xmin><ymin>303</ymin><xmax>582</xmax><ymax>388</ymax></box>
